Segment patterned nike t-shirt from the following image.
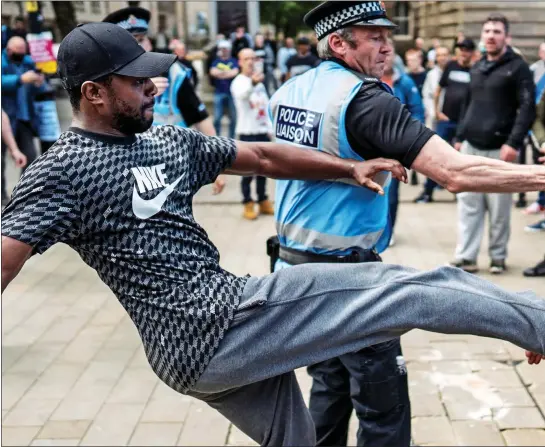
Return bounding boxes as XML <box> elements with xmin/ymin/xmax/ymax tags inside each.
<box><xmin>2</xmin><ymin>126</ymin><xmax>248</xmax><ymax>393</ymax></box>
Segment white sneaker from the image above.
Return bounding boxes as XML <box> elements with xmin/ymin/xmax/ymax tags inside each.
<box><xmin>523</xmin><ymin>202</ymin><xmax>545</xmax><ymax>215</ymax></box>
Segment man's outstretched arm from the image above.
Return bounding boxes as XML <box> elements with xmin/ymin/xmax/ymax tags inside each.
<box><xmin>226</xmin><ymin>141</ymin><xmax>408</xmax><ymax>195</ymax></box>
<box><xmin>2</xmin><ymin>236</ymin><xmax>32</xmax><ymax>293</ymax></box>
<box><xmin>412</xmin><ymin>135</ymin><xmax>545</xmax><ymax>193</ymax></box>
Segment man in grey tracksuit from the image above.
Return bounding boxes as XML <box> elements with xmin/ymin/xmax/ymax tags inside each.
<box><xmin>452</xmin><ymin>14</ymin><xmax>536</xmax><ymax>274</ymax></box>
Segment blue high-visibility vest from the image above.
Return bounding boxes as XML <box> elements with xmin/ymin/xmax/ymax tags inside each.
<box><xmin>153</xmin><ymin>62</ymin><xmax>188</xmax><ymax>128</ymax></box>
<box><xmin>269</xmin><ymin>60</ymin><xmax>393</xmax><ymax>268</ymax></box>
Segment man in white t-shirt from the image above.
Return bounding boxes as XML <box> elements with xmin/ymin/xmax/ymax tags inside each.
<box><xmin>230</xmin><ymin>48</ymin><xmax>274</xmax><ymax>220</ymax></box>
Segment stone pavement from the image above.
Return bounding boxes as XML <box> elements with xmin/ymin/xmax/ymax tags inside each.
<box><xmin>2</xmin><ymin>136</ymin><xmax>545</xmax><ymax>445</ymax></box>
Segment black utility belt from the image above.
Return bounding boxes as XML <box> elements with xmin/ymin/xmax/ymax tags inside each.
<box><xmin>278</xmin><ymin>245</ymin><xmax>380</xmax><ymax>265</ymax></box>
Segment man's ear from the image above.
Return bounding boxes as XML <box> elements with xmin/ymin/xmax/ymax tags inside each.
<box><xmin>328</xmin><ymin>33</ymin><xmax>346</xmax><ymax>56</ymax></box>
<box><xmin>81</xmin><ymin>81</ymin><xmax>107</xmax><ymax>106</ymax></box>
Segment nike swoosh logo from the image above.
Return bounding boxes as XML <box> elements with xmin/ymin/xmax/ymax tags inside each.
<box><xmin>132</xmin><ymin>174</ymin><xmax>184</xmax><ymax>220</ymax></box>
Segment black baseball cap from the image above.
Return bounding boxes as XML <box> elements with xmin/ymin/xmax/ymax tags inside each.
<box><xmin>456</xmin><ymin>38</ymin><xmax>476</xmax><ymax>51</ymax></box>
<box><xmin>297</xmin><ymin>37</ymin><xmax>311</xmax><ymax>46</ymax></box>
<box><xmin>57</xmin><ymin>22</ymin><xmax>176</xmax><ymax>89</ymax></box>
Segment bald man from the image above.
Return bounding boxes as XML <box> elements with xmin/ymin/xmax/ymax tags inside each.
<box><xmin>1</xmin><ymin>36</ymin><xmax>45</xmax><ymax>205</ymax></box>
<box><xmin>171</xmin><ymin>40</ymin><xmax>199</xmax><ymax>88</ymax></box>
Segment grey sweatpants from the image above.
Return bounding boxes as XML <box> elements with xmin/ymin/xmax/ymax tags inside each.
<box><xmin>455</xmin><ymin>141</ymin><xmax>512</xmax><ymax>262</ymax></box>
<box><xmin>189</xmin><ymin>262</ymin><xmax>545</xmax><ymax>446</ymax></box>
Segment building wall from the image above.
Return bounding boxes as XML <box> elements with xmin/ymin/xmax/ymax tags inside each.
<box><xmin>414</xmin><ymin>1</ymin><xmax>545</xmax><ymax>62</ymax></box>
<box><xmin>2</xmin><ymin>1</ymin><xmax>257</xmax><ymax>46</ymax></box>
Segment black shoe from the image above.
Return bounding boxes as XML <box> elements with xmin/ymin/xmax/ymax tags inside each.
<box><xmin>514</xmin><ymin>197</ymin><xmax>527</xmax><ymax>208</ymax></box>
<box><xmin>449</xmin><ymin>259</ymin><xmax>479</xmax><ymax>273</ymax></box>
<box><xmin>410</xmin><ymin>171</ymin><xmax>419</xmax><ymax>186</ymax></box>
<box><xmin>489</xmin><ymin>259</ymin><xmax>506</xmax><ymax>275</ymax></box>
<box><xmin>523</xmin><ymin>258</ymin><xmax>545</xmax><ymax>277</ymax></box>
<box><xmin>414</xmin><ymin>193</ymin><xmax>433</xmax><ymax>204</ymax></box>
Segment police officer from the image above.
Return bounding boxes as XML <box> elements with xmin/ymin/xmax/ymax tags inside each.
<box><xmin>103</xmin><ymin>7</ymin><xmax>216</xmax><ymax>137</ymax></box>
<box><xmin>269</xmin><ymin>2</ymin><xmax>428</xmax><ymax>446</ymax></box>
<box><xmin>103</xmin><ymin>7</ymin><xmax>223</xmax><ymax>192</ymax></box>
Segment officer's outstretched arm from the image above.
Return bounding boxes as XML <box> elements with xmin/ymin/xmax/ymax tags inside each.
<box><xmin>1</xmin><ymin>236</ymin><xmax>32</xmax><ymax>293</ymax></box>
<box><xmin>227</xmin><ymin>141</ymin><xmax>407</xmax><ymax>195</ymax></box>
<box><xmin>412</xmin><ymin>135</ymin><xmax>545</xmax><ymax>193</ymax></box>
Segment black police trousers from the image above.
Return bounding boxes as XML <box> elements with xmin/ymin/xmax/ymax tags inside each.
<box><xmin>307</xmin><ymin>251</ymin><xmax>411</xmax><ymax>447</ymax></box>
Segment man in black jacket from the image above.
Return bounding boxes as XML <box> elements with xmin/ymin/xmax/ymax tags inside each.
<box><xmin>452</xmin><ymin>13</ymin><xmax>536</xmax><ymax>275</ymax></box>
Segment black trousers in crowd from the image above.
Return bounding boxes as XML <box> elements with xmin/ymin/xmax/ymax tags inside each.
<box><xmin>239</xmin><ymin>134</ymin><xmax>270</xmax><ymax>204</ymax></box>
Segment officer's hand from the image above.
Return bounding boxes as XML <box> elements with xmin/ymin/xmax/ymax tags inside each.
<box><xmin>526</xmin><ymin>351</ymin><xmax>543</xmax><ymax>365</ymax></box>
<box><xmin>151</xmin><ymin>77</ymin><xmax>169</xmax><ymax>97</ymax></box>
<box><xmin>352</xmin><ymin>158</ymin><xmax>407</xmax><ymax>196</ymax></box>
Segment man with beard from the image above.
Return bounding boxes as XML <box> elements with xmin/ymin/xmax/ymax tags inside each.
<box><xmin>2</xmin><ymin>21</ymin><xmax>545</xmax><ymax>447</ymax></box>
<box><xmin>452</xmin><ymin>14</ymin><xmax>536</xmax><ymax>274</ymax></box>
<box><xmin>103</xmin><ymin>6</ymin><xmax>223</xmax><ymax>192</ymax></box>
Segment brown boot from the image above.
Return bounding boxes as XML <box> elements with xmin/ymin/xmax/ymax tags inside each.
<box><xmin>258</xmin><ymin>199</ymin><xmax>274</xmax><ymax>215</ymax></box>
<box><xmin>243</xmin><ymin>202</ymin><xmax>258</xmax><ymax>220</ymax></box>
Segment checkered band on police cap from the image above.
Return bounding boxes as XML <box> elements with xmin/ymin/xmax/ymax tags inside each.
<box><xmin>305</xmin><ymin>1</ymin><xmax>395</xmax><ymax>40</ymax></box>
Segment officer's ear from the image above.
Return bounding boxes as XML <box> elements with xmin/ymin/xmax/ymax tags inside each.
<box><xmin>328</xmin><ymin>33</ymin><xmax>348</xmax><ymax>56</ymax></box>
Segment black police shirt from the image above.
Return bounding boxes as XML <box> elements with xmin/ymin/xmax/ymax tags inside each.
<box><xmin>158</xmin><ymin>68</ymin><xmax>209</xmax><ymax>127</ymax></box>
<box><xmin>333</xmin><ymin>59</ymin><xmax>435</xmax><ymax>168</ymax></box>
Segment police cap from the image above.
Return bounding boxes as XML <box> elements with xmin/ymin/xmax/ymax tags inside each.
<box><xmin>103</xmin><ymin>6</ymin><xmax>150</xmax><ymax>35</ymax></box>
<box><xmin>304</xmin><ymin>1</ymin><xmax>397</xmax><ymax>41</ymax></box>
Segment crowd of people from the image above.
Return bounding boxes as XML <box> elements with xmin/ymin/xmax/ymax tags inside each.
<box><xmin>1</xmin><ymin>4</ymin><xmax>544</xmax><ymax>447</ymax></box>
<box><xmin>200</xmin><ymin>18</ymin><xmax>545</xmax><ymax>277</ymax></box>
<box><xmin>2</xmin><ymin>3</ymin><xmax>545</xmax><ymax>447</ymax></box>
<box><xmin>1</xmin><ymin>9</ymin><xmax>544</xmax><ymax>278</ymax></box>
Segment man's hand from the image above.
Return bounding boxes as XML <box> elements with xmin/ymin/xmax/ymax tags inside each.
<box><xmin>151</xmin><ymin>77</ymin><xmax>169</xmax><ymax>97</ymax></box>
<box><xmin>251</xmin><ymin>73</ymin><xmax>265</xmax><ymax>85</ymax></box>
<box><xmin>20</xmin><ymin>70</ymin><xmax>42</xmax><ymax>85</ymax></box>
<box><xmin>212</xmin><ymin>175</ymin><xmax>226</xmax><ymax>195</ymax></box>
<box><xmin>500</xmin><ymin>144</ymin><xmax>518</xmax><ymax>163</ymax></box>
<box><xmin>526</xmin><ymin>351</ymin><xmax>543</xmax><ymax>365</ymax></box>
<box><xmin>10</xmin><ymin>149</ymin><xmax>27</xmax><ymax>168</ymax></box>
<box><xmin>454</xmin><ymin>142</ymin><xmax>463</xmax><ymax>151</ymax></box>
<box><xmin>352</xmin><ymin>158</ymin><xmax>407</xmax><ymax>195</ymax></box>
<box><xmin>33</xmin><ymin>73</ymin><xmax>45</xmax><ymax>87</ymax></box>
<box><xmin>436</xmin><ymin>112</ymin><xmax>449</xmax><ymax>122</ymax></box>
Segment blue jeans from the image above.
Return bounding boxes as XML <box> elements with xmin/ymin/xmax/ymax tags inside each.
<box><xmin>424</xmin><ymin>120</ymin><xmax>458</xmax><ymax>196</ymax></box>
<box><xmin>213</xmin><ymin>93</ymin><xmax>236</xmax><ymax>139</ymax></box>
<box><xmin>538</xmin><ymin>191</ymin><xmax>545</xmax><ymax>207</ymax></box>
<box><xmin>189</xmin><ymin>263</ymin><xmax>545</xmax><ymax>446</ymax></box>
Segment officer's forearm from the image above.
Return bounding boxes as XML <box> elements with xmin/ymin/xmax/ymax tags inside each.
<box><xmin>230</xmin><ymin>141</ymin><xmax>356</xmax><ymax>181</ymax></box>
<box><xmin>414</xmin><ymin>135</ymin><xmax>545</xmax><ymax>193</ymax></box>
<box><xmin>450</xmin><ymin>154</ymin><xmax>545</xmax><ymax>193</ymax></box>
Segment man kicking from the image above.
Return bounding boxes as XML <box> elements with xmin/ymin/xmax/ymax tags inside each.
<box><xmin>2</xmin><ymin>22</ymin><xmax>544</xmax><ymax>447</ymax></box>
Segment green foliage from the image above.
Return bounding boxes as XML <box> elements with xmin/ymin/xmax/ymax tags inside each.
<box><xmin>260</xmin><ymin>1</ymin><xmax>321</xmax><ymax>37</ymax></box>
